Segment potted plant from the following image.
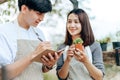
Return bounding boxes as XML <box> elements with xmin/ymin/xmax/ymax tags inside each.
<box><xmin>112</xmin><ymin>31</ymin><xmax>120</xmax><ymax>49</ymax></box>
<box><xmin>97</xmin><ymin>37</ymin><xmax>111</xmax><ymax>51</ymax></box>
<box><xmin>73</xmin><ymin>38</ymin><xmax>84</xmax><ymax>51</ymax></box>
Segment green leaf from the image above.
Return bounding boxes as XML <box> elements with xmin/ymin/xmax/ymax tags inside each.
<box><xmin>73</xmin><ymin>38</ymin><xmax>83</xmax><ymax>44</ymax></box>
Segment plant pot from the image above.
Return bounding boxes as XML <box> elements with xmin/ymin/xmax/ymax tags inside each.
<box><xmin>75</xmin><ymin>44</ymin><xmax>84</xmax><ymax>51</ymax></box>
<box><xmin>100</xmin><ymin>43</ymin><xmax>107</xmax><ymax>51</ymax></box>
<box><xmin>112</xmin><ymin>42</ymin><xmax>120</xmax><ymax>49</ymax></box>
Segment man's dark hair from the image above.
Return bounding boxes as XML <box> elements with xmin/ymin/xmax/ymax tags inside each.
<box><xmin>18</xmin><ymin>0</ymin><xmax>52</xmax><ymax>13</ymax></box>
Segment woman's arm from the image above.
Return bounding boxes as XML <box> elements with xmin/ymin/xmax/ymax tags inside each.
<box><xmin>58</xmin><ymin>58</ymin><xmax>70</xmax><ymax>79</ymax></box>
<box><xmin>74</xmin><ymin>42</ymin><xmax>104</xmax><ymax>80</ymax></box>
<box><xmin>87</xmin><ymin>42</ymin><xmax>105</xmax><ymax>80</ymax></box>
<box><xmin>57</xmin><ymin>45</ymin><xmax>75</xmax><ymax>79</ymax></box>
<box><xmin>83</xmin><ymin>60</ymin><xmax>103</xmax><ymax>80</ymax></box>
<box><xmin>74</xmin><ymin>50</ymin><xmax>103</xmax><ymax>80</ymax></box>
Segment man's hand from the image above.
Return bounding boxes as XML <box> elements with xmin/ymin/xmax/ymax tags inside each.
<box><xmin>41</xmin><ymin>51</ymin><xmax>63</xmax><ymax>72</ymax></box>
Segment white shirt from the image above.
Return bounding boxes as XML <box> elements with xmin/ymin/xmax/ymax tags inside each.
<box><xmin>0</xmin><ymin>20</ymin><xmax>45</xmax><ymax>66</ymax></box>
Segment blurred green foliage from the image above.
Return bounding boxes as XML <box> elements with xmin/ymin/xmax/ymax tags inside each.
<box><xmin>96</xmin><ymin>37</ymin><xmax>111</xmax><ymax>44</ymax></box>
<box><xmin>43</xmin><ymin>72</ymin><xmax>58</xmax><ymax>80</ymax></box>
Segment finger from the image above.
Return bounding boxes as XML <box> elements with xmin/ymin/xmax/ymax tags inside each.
<box><xmin>78</xmin><ymin>49</ymin><xmax>84</xmax><ymax>54</ymax></box>
<box><xmin>74</xmin><ymin>50</ymin><xmax>81</xmax><ymax>55</ymax></box>
<box><xmin>58</xmin><ymin>51</ymin><xmax>63</xmax><ymax>56</ymax></box>
<box><xmin>74</xmin><ymin>50</ymin><xmax>83</xmax><ymax>58</ymax></box>
<box><xmin>70</xmin><ymin>45</ymin><xmax>74</xmax><ymax>48</ymax></box>
<box><xmin>68</xmin><ymin>50</ymin><xmax>74</xmax><ymax>53</ymax></box>
<box><xmin>75</xmin><ymin>48</ymin><xmax>85</xmax><ymax>55</ymax></box>
<box><xmin>68</xmin><ymin>51</ymin><xmax>74</xmax><ymax>57</ymax></box>
<box><xmin>41</xmin><ymin>56</ymin><xmax>53</xmax><ymax>66</ymax></box>
<box><xmin>54</xmin><ymin>52</ymin><xmax>59</xmax><ymax>60</ymax></box>
<box><xmin>48</xmin><ymin>53</ymin><xmax>54</xmax><ymax>61</ymax></box>
<box><xmin>80</xmin><ymin>56</ymin><xmax>84</xmax><ymax>59</ymax></box>
<box><xmin>68</xmin><ymin>54</ymin><xmax>74</xmax><ymax>57</ymax></box>
<box><xmin>42</xmin><ymin>55</ymin><xmax>49</xmax><ymax>62</ymax></box>
<box><xmin>67</xmin><ymin>48</ymin><xmax>73</xmax><ymax>52</ymax></box>
<box><xmin>57</xmin><ymin>49</ymin><xmax>64</xmax><ymax>53</ymax></box>
<box><xmin>41</xmin><ymin>58</ymin><xmax>47</xmax><ymax>64</ymax></box>
<box><xmin>74</xmin><ymin>54</ymin><xmax>82</xmax><ymax>61</ymax></box>
<box><xmin>69</xmin><ymin>46</ymin><xmax>75</xmax><ymax>51</ymax></box>
<box><xmin>75</xmin><ymin>48</ymin><xmax>81</xmax><ymax>52</ymax></box>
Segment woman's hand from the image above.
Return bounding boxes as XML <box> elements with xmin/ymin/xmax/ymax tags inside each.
<box><xmin>66</xmin><ymin>45</ymin><xmax>75</xmax><ymax>62</ymax></box>
<box><xmin>74</xmin><ymin>48</ymin><xmax>89</xmax><ymax>63</ymax></box>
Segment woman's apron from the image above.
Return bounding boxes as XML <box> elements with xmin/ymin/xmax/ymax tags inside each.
<box><xmin>63</xmin><ymin>46</ymin><xmax>93</xmax><ymax>80</ymax></box>
<box><xmin>13</xmin><ymin>40</ymin><xmax>43</xmax><ymax>80</ymax></box>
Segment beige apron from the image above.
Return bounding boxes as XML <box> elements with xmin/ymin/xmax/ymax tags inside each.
<box><xmin>63</xmin><ymin>46</ymin><xmax>93</xmax><ymax>80</ymax></box>
<box><xmin>13</xmin><ymin>40</ymin><xmax>43</xmax><ymax>80</ymax></box>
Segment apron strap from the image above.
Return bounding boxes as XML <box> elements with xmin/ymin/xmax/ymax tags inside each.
<box><xmin>85</xmin><ymin>46</ymin><xmax>92</xmax><ymax>63</ymax></box>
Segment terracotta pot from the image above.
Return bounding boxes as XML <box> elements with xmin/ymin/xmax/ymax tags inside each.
<box><xmin>75</xmin><ymin>43</ymin><xmax>84</xmax><ymax>51</ymax></box>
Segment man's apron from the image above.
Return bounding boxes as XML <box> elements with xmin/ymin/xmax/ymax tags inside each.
<box><xmin>63</xmin><ymin>46</ymin><xmax>93</xmax><ymax>80</ymax></box>
<box><xmin>13</xmin><ymin>40</ymin><xmax>43</xmax><ymax>80</ymax></box>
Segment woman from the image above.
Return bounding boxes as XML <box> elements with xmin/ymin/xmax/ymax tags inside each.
<box><xmin>56</xmin><ymin>8</ymin><xmax>105</xmax><ymax>80</ymax></box>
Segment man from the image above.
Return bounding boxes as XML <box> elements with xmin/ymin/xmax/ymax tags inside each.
<box><xmin>0</xmin><ymin>0</ymin><xmax>62</xmax><ymax>80</ymax></box>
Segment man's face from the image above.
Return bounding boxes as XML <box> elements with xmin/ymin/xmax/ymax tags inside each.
<box><xmin>21</xmin><ymin>5</ymin><xmax>45</xmax><ymax>27</ymax></box>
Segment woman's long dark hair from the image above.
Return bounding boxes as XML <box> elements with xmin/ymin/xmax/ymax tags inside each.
<box><xmin>64</xmin><ymin>8</ymin><xmax>95</xmax><ymax>46</ymax></box>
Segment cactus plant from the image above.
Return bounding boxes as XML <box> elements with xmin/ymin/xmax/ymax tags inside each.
<box><xmin>73</xmin><ymin>38</ymin><xmax>84</xmax><ymax>51</ymax></box>
<box><xmin>73</xmin><ymin>38</ymin><xmax>83</xmax><ymax>44</ymax></box>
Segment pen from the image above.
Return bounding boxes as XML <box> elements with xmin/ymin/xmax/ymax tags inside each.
<box><xmin>32</xmin><ymin>27</ymin><xmax>43</xmax><ymax>42</ymax></box>
<box><xmin>35</xmin><ymin>32</ymin><xmax>43</xmax><ymax>42</ymax></box>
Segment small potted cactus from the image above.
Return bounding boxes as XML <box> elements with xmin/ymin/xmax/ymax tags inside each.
<box><xmin>73</xmin><ymin>38</ymin><xmax>84</xmax><ymax>51</ymax></box>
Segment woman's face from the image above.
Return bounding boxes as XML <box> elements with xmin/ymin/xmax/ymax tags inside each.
<box><xmin>67</xmin><ymin>13</ymin><xmax>82</xmax><ymax>37</ymax></box>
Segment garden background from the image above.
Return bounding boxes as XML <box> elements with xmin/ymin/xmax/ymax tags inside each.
<box><xmin>0</xmin><ymin>0</ymin><xmax>120</xmax><ymax>80</ymax></box>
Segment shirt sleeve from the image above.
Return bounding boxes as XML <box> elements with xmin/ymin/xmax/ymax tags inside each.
<box><xmin>56</xmin><ymin>44</ymin><xmax>67</xmax><ymax>80</ymax></box>
<box><xmin>90</xmin><ymin>42</ymin><xmax>105</xmax><ymax>75</ymax></box>
<box><xmin>0</xmin><ymin>33</ymin><xmax>13</xmax><ymax>66</ymax></box>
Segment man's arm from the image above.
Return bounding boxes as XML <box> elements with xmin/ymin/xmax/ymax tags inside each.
<box><xmin>0</xmin><ymin>34</ymin><xmax>32</xmax><ymax>79</ymax></box>
<box><xmin>6</xmin><ymin>53</ymin><xmax>34</xmax><ymax>79</ymax></box>
<box><xmin>6</xmin><ymin>41</ymin><xmax>53</xmax><ymax>79</ymax></box>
